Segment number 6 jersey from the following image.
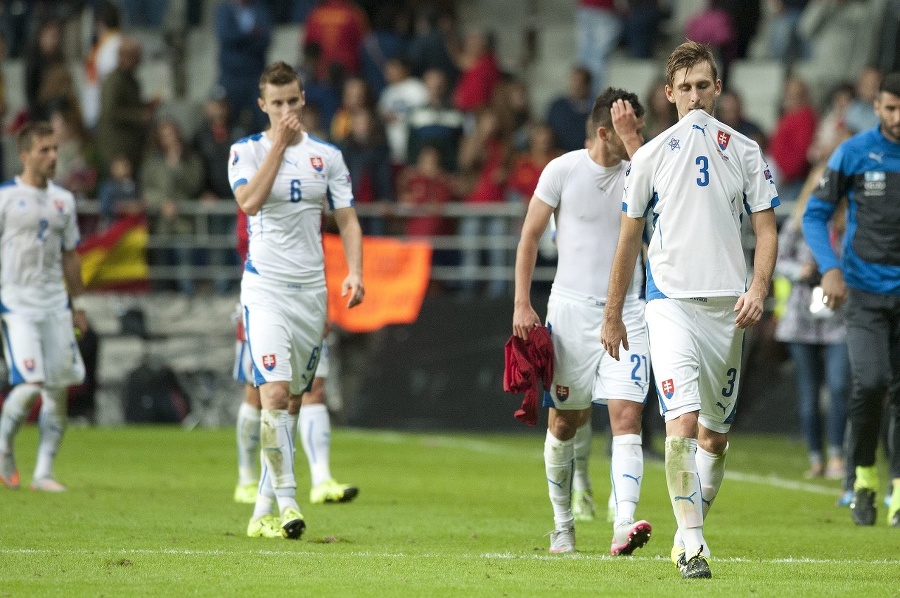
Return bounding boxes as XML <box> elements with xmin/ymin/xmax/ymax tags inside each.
<box><xmin>228</xmin><ymin>132</ymin><xmax>354</xmax><ymax>286</ymax></box>
<box><xmin>623</xmin><ymin>109</ymin><xmax>779</xmax><ymax>299</ymax></box>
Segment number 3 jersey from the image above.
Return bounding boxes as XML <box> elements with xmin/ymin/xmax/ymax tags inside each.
<box><xmin>0</xmin><ymin>178</ymin><xmax>80</xmax><ymax>314</ymax></box>
<box><xmin>624</xmin><ymin>109</ymin><xmax>779</xmax><ymax>299</ymax></box>
<box><xmin>228</xmin><ymin>132</ymin><xmax>354</xmax><ymax>286</ymax></box>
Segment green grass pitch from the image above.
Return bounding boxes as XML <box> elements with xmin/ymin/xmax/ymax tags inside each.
<box><xmin>0</xmin><ymin>426</ymin><xmax>897</xmax><ymax>597</ymax></box>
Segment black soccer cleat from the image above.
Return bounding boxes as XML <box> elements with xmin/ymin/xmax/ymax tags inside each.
<box><xmin>850</xmin><ymin>489</ymin><xmax>877</xmax><ymax>526</ymax></box>
<box><xmin>679</xmin><ymin>546</ymin><xmax>712</xmax><ymax>579</ymax></box>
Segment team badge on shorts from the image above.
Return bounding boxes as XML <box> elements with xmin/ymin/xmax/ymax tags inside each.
<box><xmin>556</xmin><ymin>385</ymin><xmax>569</xmax><ymax>400</ymax></box>
<box><xmin>717</xmin><ymin>130</ymin><xmax>731</xmax><ymax>150</ymax></box>
<box><xmin>23</xmin><ymin>358</ymin><xmax>35</xmax><ymax>372</ymax></box>
<box><xmin>310</xmin><ymin>156</ymin><xmax>324</xmax><ymax>171</ymax></box>
<box><xmin>661</xmin><ymin>378</ymin><xmax>675</xmax><ymax>399</ymax></box>
<box><xmin>54</xmin><ymin>199</ymin><xmax>65</xmax><ymax>213</ymax></box>
<box><xmin>262</xmin><ymin>354</ymin><xmax>277</xmax><ymax>371</ymax></box>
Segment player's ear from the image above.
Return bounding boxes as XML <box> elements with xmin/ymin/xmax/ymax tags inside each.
<box><xmin>664</xmin><ymin>85</ymin><xmax>676</xmax><ymax>104</ymax></box>
<box><xmin>257</xmin><ymin>96</ymin><xmax>267</xmax><ymax>114</ymax></box>
<box><xmin>714</xmin><ymin>80</ymin><xmax>722</xmax><ymax>97</ymax></box>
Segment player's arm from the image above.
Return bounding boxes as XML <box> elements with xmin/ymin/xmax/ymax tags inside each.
<box><xmin>802</xmin><ymin>161</ymin><xmax>848</xmax><ymax>309</ymax></box>
<box><xmin>234</xmin><ymin>115</ymin><xmax>302</xmax><ymax>216</ymax></box>
<box><xmin>513</xmin><ymin>196</ymin><xmax>554</xmax><ymax>340</ymax></box>
<box><xmin>62</xmin><ymin>248</ymin><xmax>88</xmax><ymax>333</ymax></box>
<box><xmin>601</xmin><ymin>214</ymin><xmax>645</xmax><ymax>360</ymax></box>
<box><xmin>734</xmin><ymin>208</ymin><xmax>777</xmax><ymax>329</ymax></box>
<box><xmin>611</xmin><ymin>99</ymin><xmax>643</xmax><ymax>160</ymax></box>
<box><xmin>333</xmin><ymin>207</ymin><xmax>364</xmax><ymax>308</ymax></box>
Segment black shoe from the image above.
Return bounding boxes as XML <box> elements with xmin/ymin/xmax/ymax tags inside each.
<box><xmin>891</xmin><ymin>510</ymin><xmax>900</xmax><ymax>528</ymax></box>
<box><xmin>681</xmin><ymin>552</ymin><xmax>712</xmax><ymax>579</ymax></box>
<box><xmin>850</xmin><ymin>489</ymin><xmax>877</xmax><ymax>526</ymax></box>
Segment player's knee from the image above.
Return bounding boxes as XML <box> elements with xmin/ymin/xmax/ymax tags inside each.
<box><xmin>259</xmin><ymin>383</ymin><xmax>291</xmax><ymax>409</ymax></box>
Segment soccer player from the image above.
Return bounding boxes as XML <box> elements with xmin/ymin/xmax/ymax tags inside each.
<box><xmin>601</xmin><ymin>41</ymin><xmax>779</xmax><ymax>579</ymax></box>
<box><xmin>0</xmin><ymin>122</ymin><xmax>88</xmax><ymax>492</ymax></box>
<box><xmin>513</xmin><ymin>88</ymin><xmax>652</xmax><ymax>555</ymax></box>
<box><xmin>803</xmin><ymin>72</ymin><xmax>900</xmax><ymax>528</ymax></box>
<box><xmin>229</xmin><ymin>61</ymin><xmax>364</xmax><ymax>539</ymax></box>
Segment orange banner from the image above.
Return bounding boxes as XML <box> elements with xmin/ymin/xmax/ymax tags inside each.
<box><xmin>323</xmin><ymin>233</ymin><xmax>432</xmax><ymax>333</ymax></box>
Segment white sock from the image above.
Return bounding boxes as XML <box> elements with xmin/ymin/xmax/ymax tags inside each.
<box><xmin>573</xmin><ymin>421</ymin><xmax>592</xmax><ymax>493</ymax></box>
<box><xmin>33</xmin><ymin>387</ymin><xmax>66</xmax><ymax>481</ymax></box>
<box><xmin>0</xmin><ymin>384</ymin><xmax>42</xmax><ymax>456</ymax></box>
<box><xmin>611</xmin><ymin>434</ymin><xmax>643</xmax><ymax>525</ymax></box>
<box><xmin>299</xmin><ymin>403</ymin><xmax>332</xmax><ymax>487</ymax></box>
<box><xmin>544</xmin><ymin>430</ymin><xmax>574</xmax><ymax>530</ymax></box>
<box><xmin>695</xmin><ymin>443</ymin><xmax>728</xmax><ymax>520</ymax></box>
<box><xmin>252</xmin><ymin>447</ymin><xmax>277</xmax><ymax>519</ymax></box>
<box><xmin>665</xmin><ymin>437</ymin><xmax>706</xmax><ymax>557</ymax></box>
<box><xmin>260</xmin><ymin>409</ymin><xmax>298</xmax><ymax>514</ymax></box>
<box><xmin>236</xmin><ymin>403</ymin><xmax>261</xmax><ymax>485</ymax></box>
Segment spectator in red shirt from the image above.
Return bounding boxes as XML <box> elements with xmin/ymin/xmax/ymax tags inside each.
<box><xmin>399</xmin><ymin>144</ymin><xmax>456</xmax><ymax>238</ymax></box>
<box><xmin>452</xmin><ymin>28</ymin><xmax>501</xmax><ymax>113</ymax></box>
<box><xmin>770</xmin><ymin>75</ymin><xmax>818</xmax><ymax>204</ymax></box>
<box><xmin>303</xmin><ymin>0</ymin><xmax>369</xmax><ymax>80</ymax></box>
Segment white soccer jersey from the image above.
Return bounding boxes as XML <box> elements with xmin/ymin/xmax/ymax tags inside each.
<box><xmin>228</xmin><ymin>132</ymin><xmax>354</xmax><ymax>285</ymax></box>
<box><xmin>534</xmin><ymin>149</ymin><xmax>642</xmax><ymax>300</ymax></box>
<box><xmin>624</xmin><ymin>109</ymin><xmax>779</xmax><ymax>299</ymax></box>
<box><xmin>0</xmin><ymin>178</ymin><xmax>80</xmax><ymax>313</ymax></box>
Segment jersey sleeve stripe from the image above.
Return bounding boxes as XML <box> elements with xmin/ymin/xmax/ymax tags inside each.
<box><xmin>232</xmin><ymin>178</ymin><xmax>248</xmax><ymax>191</ymax></box>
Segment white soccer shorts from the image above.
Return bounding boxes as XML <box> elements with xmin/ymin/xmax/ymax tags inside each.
<box><xmin>1</xmin><ymin>309</ymin><xmax>85</xmax><ymax>387</ymax></box>
<box><xmin>233</xmin><ymin>337</ymin><xmax>329</xmax><ymax>383</ymax></box>
<box><xmin>543</xmin><ymin>288</ymin><xmax>650</xmax><ymax>411</ymax></box>
<box><xmin>240</xmin><ymin>275</ymin><xmax>327</xmax><ymax>395</ymax></box>
<box><xmin>644</xmin><ymin>297</ymin><xmax>744</xmax><ymax>433</ymax></box>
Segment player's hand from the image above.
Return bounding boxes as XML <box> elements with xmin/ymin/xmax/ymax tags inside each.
<box><xmin>611</xmin><ymin>99</ymin><xmax>641</xmax><ymax>143</ymax></box>
<box><xmin>601</xmin><ymin>316</ymin><xmax>628</xmax><ymax>361</ymax></box>
<box><xmin>734</xmin><ymin>290</ymin><xmax>764</xmax><ymax>329</ymax></box>
<box><xmin>72</xmin><ymin>309</ymin><xmax>89</xmax><ymax>337</ymax></box>
<box><xmin>820</xmin><ymin>268</ymin><xmax>848</xmax><ymax>310</ymax></box>
<box><xmin>342</xmin><ymin>274</ymin><xmax>364</xmax><ymax>308</ymax></box>
<box><xmin>274</xmin><ymin>113</ymin><xmax>302</xmax><ymax>147</ymax></box>
<box><xmin>513</xmin><ymin>304</ymin><xmax>541</xmax><ymax>341</ymax></box>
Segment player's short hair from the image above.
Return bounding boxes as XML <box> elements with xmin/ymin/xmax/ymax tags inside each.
<box><xmin>16</xmin><ymin>121</ymin><xmax>55</xmax><ymax>153</ymax></box>
<box><xmin>258</xmin><ymin>61</ymin><xmax>304</xmax><ymax>98</ymax></box>
<box><xmin>666</xmin><ymin>40</ymin><xmax>718</xmax><ymax>88</ymax></box>
<box><xmin>588</xmin><ymin>88</ymin><xmax>644</xmax><ymax>138</ymax></box>
<box><xmin>879</xmin><ymin>72</ymin><xmax>900</xmax><ymax>98</ymax></box>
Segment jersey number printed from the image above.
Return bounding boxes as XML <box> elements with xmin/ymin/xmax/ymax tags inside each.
<box><xmin>722</xmin><ymin>367</ymin><xmax>737</xmax><ymax>397</ymax></box>
<box><xmin>695</xmin><ymin>156</ymin><xmax>710</xmax><ymax>187</ymax></box>
<box><xmin>290</xmin><ymin>179</ymin><xmax>303</xmax><ymax>203</ymax></box>
<box><xmin>305</xmin><ymin>346</ymin><xmax>319</xmax><ymax>371</ymax></box>
<box><xmin>630</xmin><ymin>354</ymin><xmax>649</xmax><ymax>388</ymax></box>
<box><xmin>36</xmin><ymin>218</ymin><xmax>49</xmax><ymax>242</ymax></box>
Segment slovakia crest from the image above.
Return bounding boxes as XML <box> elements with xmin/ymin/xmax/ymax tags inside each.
<box><xmin>231</xmin><ymin>150</ymin><xmax>239</xmax><ymax>166</ymax></box>
<box><xmin>661</xmin><ymin>378</ymin><xmax>675</xmax><ymax>400</ymax></box>
<box><xmin>262</xmin><ymin>354</ymin><xmax>277</xmax><ymax>371</ymax></box>
<box><xmin>23</xmin><ymin>358</ymin><xmax>36</xmax><ymax>372</ymax></box>
<box><xmin>717</xmin><ymin>130</ymin><xmax>731</xmax><ymax>151</ymax></box>
<box><xmin>556</xmin><ymin>385</ymin><xmax>569</xmax><ymax>400</ymax></box>
<box><xmin>54</xmin><ymin>199</ymin><xmax>65</xmax><ymax>213</ymax></box>
<box><xmin>310</xmin><ymin>156</ymin><xmax>324</xmax><ymax>172</ymax></box>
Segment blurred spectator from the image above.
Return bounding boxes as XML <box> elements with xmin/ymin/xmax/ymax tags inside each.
<box><xmin>378</xmin><ymin>57</ymin><xmax>428</xmax><ymax>167</ymax></box>
<box><xmin>398</xmin><ymin>144</ymin><xmax>456</xmax><ymax>238</ymax></box>
<box><xmin>406</xmin><ymin>68</ymin><xmax>465</xmax><ymax>172</ymax></box>
<box><xmin>303</xmin><ymin>0</ymin><xmax>369</xmax><ymax>80</ymax></box>
<box><xmin>24</xmin><ymin>19</ymin><xmax>65</xmax><ymax>121</ymax></box>
<box><xmin>0</xmin><ymin>61</ymin><xmax>5</xmax><ymax>178</ymax></box>
<box><xmin>717</xmin><ymin>89</ymin><xmax>767</xmax><ymax>150</ymax></box>
<box><xmin>193</xmin><ymin>92</ymin><xmax>246</xmax><ymax>294</ymax></box>
<box><xmin>452</xmin><ymin>28</ymin><xmax>501</xmax><ymax>113</ymax></box>
<box><xmin>298</xmin><ymin>42</ymin><xmax>341</xmax><ymax>132</ymax></box>
<box><xmin>301</xmin><ymin>103</ymin><xmax>329</xmax><ymax>139</ymax></box>
<box><xmin>120</xmin><ymin>0</ymin><xmax>169</xmax><ymax>27</ymax></box>
<box><xmin>576</xmin><ymin>0</ymin><xmax>622</xmax><ymax>94</ymax></box>
<box><xmin>360</xmin><ymin>4</ymin><xmax>409</xmax><ymax>97</ymax></box>
<box><xmin>546</xmin><ymin>67</ymin><xmax>593</xmax><ymax>153</ymax></box>
<box><xmin>845</xmin><ymin>66</ymin><xmax>881</xmax><ymax>133</ymax></box>
<box><xmin>141</xmin><ymin>118</ymin><xmax>205</xmax><ymax>296</ymax></box>
<box><xmin>769</xmin><ymin>76</ymin><xmax>817</xmax><ymax>204</ymax></box>
<box><xmin>768</xmin><ymin>0</ymin><xmax>810</xmax><ymax>63</ymax></box>
<box><xmin>0</xmin><ymin>0</ymin><xmax>33</xmax><ymax>59</ymax></box>
<box><xmin>215</xmin><ymin>0</ymin><xmax>272</xmax><ymax>131</ymax></box>
<box><xmin>330</xmin><ymin>76</ymin><xmax>373</xmax><ymax>143</ymax></box>
<box><xmin>49</xmin><ymin>101</ymin><xmax>99</xmax><ymax>201</ymax></box>
<box><xmin>622</xmin><ymin>0</ymin><xmax>668</xmax><ymax>59</ymax></box>
<box><xmin>878</xmin><ymin>0</ymin><xmax>900</xmax><ymax>72</ymax></box>
<box><xmin>506</xmin><ymin>123</ymin><xmax>561</xmax><ymax>204</ymax></box>
<box><xmin>775</xmin><ymin>164</ymin><xmax>849</xmax><ymax>482</ymax></box>
<box><xmin>721</xmin><ymin>0</ymin><xmax>761</xmax><ymax>60</ymax></box>
<box><xmin>97</xmin><ymin>154</ymin><xmax>142</xmax><ymax>229</ymax></box>
<box><xmin>96</xmin><ymin>37</ymin><xmax>153</xmax><ymax>175</ymax></box>
<box><xmin>82</xmin><ymin>1</ymin><xmax>122</xmax><ymax>129</ymax></box>
<box><xmin>407</xmin><ymin>5</ymin><xmax>458</xmax><ymax>85</ymax></box>
<box><xmin>338</xmin><ymin>108</ymin><xmax>394</xmax><ymax>235</ymax></box>
<box><xmin>643</xmin><ymin>80</ymin><xmax>678</xmax><ymax>141</ymax></box>
<box><xmin>492</xmin><ymin>76</ymin><xmax>533</xmax><ymax>152</ymax></box>
<box><xmin>808</xmin><ymin>82</ymin><xmax>855</xmax><ymax>166</ymax></box>
<box><xmin>685</xmin><ymin>1</ymin><xmax>737</xmax><ymax>78</ymax></box>
<box><xmin>457</xmin><ymin>107</ymin><xmax>510</xmax><ymax>298</ymax></box>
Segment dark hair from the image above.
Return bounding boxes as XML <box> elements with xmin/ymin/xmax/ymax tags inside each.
<box><xmin>17</xmin><ymin>121</ymin><xmax>55</xmax><ymax>153</ymax></box>
<box><xmin>588</xmin><ymin>88</ymin><xmax>645</xmax><ymax>136</ymax></box>
<box><xmin>258</xmin><ymin>61</ymin><xmax>304</xmax><ymax>97</ymax></box>
<box><xmin>95</xmin><ymin>1</ymin><xmax>121</xmax><ymax>29</ymax></box>
<box><xmin>666</xmin><ymin>40</ymin><xmax>718</xmax><ymax>88</ymax></box>
<box><xmin>879</xmin><ymin>72</ymin><xmax>900</xmax><ymax>98</ymax></box>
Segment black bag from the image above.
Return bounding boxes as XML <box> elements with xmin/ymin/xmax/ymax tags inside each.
<box><xmin>123</xmin><ymin>363</ymin><xmax>191</xmax><ymax>424</ymax></box>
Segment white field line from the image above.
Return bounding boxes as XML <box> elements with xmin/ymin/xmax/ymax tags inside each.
<box><xmin>0</xmin><ymin>548</ymin><xmax>897</xmax><ymax>566</ymax></box>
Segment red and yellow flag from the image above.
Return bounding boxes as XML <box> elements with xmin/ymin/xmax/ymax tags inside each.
<box><xmin>78</xmin><ymin>215</ymin><xmax>149</xmax><ymax>291</ymax></box>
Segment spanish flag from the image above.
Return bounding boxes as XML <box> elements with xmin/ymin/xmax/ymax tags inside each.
<box><xmin>324</xmin><ymin>233</ymin><xmax>432</xmax><ymax>333</ymax></box>
<box><xmin>78</xmin><ymin>215</ymin><xmax>150</xmax><ymax>291</ymax></box>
